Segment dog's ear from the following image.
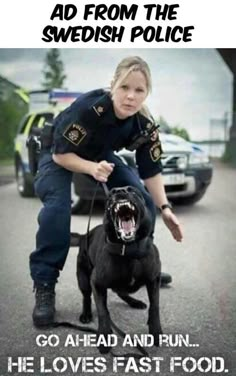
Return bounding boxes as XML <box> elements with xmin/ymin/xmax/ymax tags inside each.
<box><xmin>131</xmin><ymin>187</ymin><xmax>145</xmax><ymax>202</ymax></box>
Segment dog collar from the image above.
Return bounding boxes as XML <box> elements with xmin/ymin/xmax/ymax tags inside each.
<box><xmin>105</xmin><ymin>237</ymin><xmax>150</xmax><ymax>259</ymax></box>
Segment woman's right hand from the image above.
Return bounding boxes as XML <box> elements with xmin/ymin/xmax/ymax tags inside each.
<box><xmin>91</xmin><ymin>161</ymin><xmax>115</xmax><ymax>183</ymax></box>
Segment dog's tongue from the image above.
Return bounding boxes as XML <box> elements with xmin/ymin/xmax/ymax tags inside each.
<box><xmin>121</xmin><ymin>220</ymin><xmax>133</xmax><ymax>232</ymax></box>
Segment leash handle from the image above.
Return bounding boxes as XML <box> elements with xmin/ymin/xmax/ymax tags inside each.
<box><xmin>101</xmin><ymin>181</ymin><xmax>110</xmax><ymax>197</ymax></box>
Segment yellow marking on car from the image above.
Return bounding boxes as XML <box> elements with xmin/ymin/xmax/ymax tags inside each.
<box><xmin>38</xmin><ymin>117</ymin><xmax>45</xmax><ymax>128</ymax></box>
<box><xmin>15</xmin><ymin>141</ymin><xmax>22</xmax><ymax>153</ymax></box>
<box><xmin>24</xmin><ymin>115</ymin><xmax>36</xmax><ymax>135</ymax></box>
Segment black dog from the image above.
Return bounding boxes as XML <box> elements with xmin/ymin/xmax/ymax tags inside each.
<box><xmin>75</xmin><ymin>186</ymin><xmax>162</xmax><ymax>353</ymax></box>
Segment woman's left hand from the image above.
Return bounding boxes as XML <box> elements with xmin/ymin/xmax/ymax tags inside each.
<box><xmin>161</xmin><ymin>208</ymin><xmax>183</xmax><ymax>242</ymax></box>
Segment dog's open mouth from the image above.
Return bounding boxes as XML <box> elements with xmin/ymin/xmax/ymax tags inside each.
<box><xmin>112</xmin><ymin>199</ymin><xmax>138</xmax><ymax>242</ymax></box>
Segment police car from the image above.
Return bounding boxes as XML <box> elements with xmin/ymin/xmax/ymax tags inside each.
<box><xmin>14</xmin><ymin>90</ymin><xmax>213</xmax><ymax>214</ymax></box>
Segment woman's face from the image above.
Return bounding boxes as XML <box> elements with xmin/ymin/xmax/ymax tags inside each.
<box><xmin>112</xmin><ymin>70</ymin><xmax>148</xmax><ymax>119</ymax></box>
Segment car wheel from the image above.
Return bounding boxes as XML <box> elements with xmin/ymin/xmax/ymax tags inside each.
<box><xmin>171</xmin><ymin>187</ymin><xmax>207</xmax><ymax>206</ymax></box>
<box><xmin>71</xmin><ymin>181</ymin><xmax>91</xmax><ymax>214</ymax></box>
<box><xmin>16</xmin><ymin>163</ymin><xmax>34</xmax><ymax>197</ymax></box>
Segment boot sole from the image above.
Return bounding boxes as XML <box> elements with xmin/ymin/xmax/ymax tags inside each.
<box><xmin>160</xmin><ymin>275</ymin><xmax>172</xmax><ymax>286</ymax></box>
<box><xmin>33</xmin><ymin>312</ymin><xmax>55</xmax><ymax>328</ymax></box>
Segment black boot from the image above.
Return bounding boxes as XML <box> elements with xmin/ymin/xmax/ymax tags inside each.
<box><xmin>160</xmin><ymin>272</ymin><xmax>172</xmax><ymax>286</ymax></box>
<box><xmin>33</xmin><ymin>283</ymin><xmax>56</xmax><ymax>327</ymax></box>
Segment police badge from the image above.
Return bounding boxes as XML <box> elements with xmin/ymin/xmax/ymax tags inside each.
<box><xmin>63</xmin><ymin>123</ymin><xmax>87</xmax><ymax>146</ymax></box>
<box><xmin>150</xmin><ymin>142</ymin><xmax>162</xmax><ymax>162</ymax></box>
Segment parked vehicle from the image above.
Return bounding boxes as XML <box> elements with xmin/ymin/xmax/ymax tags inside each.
<box><xmin>14</xmin><ymin>90</ymin><xmax>213</xmax><ymax>214</ymax></box>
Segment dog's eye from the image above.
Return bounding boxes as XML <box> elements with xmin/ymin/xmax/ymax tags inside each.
<box><xmin>126</xmin><ymin>187</ymin><xmax>134</xmax><ymax>193</ymax></box>
<box><xmin>127</xmin><ymin>187</ymin><xmax>145</xmax><ymax>202</ymax></box>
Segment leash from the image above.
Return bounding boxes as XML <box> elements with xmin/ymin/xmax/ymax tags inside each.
<box><xmin>109</xmin><ymin>317</ymin><xmax>149</xmax><ymax>359</ymax></box>
<box><xmin>101</xmin><ymin>181</ymin><xmax>110</xmax><ymax>197</ymax></box>
<box><xmin>52</xmin><ymin>321</ymin><xmax>98</xmax><ymax>334</ymax></box>
<box><xmin>86</xmin><ymin>181</ymin><xmax>109</xmax><ymax>251</ymax></box>
<box><xmin>48</xmin><ymin>317</ymin><xmax>149</xmax><ymax>359</ymax></box>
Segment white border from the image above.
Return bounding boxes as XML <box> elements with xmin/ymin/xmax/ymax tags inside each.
<box><xmin>0</xmin><ymin>0</ymin><xmax>235</xmax><ymax>48</ymax></box>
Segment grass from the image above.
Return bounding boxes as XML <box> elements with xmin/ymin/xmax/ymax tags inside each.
<box><xmin>0</xmin><ymin>159</ymin><xmax>15</xmax><ymax>177</ymax></box>
<box><xmin>0</xmin><ymin>158</ymin><xmax>14</xmax><ymax>166</ymax></box>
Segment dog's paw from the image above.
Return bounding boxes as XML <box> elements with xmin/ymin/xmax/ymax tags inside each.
<box><xmin>153</xmin><ymin>334</ymin><xmax>160</xmax><ymax>347</ymax></box>
<box><xmin>79</xmin><ymin>312</ymin><xmax>93</xmax><ymax>324</ymax></box>
<box><xmin>152</xmin><ymin>330</ymin><xmax>163</xmax><ymax>347</ymax></box>
<box><xmin>131</xmin><ymin>300</ymin><xmax>147</xmax><ymax>309</ymax></box>
<box><xmin>98</xmin><ymin>344</ymin><xmax>111</xmax><ymax>354</ymax></box>
<box><xmin>97</xmin><ymin>332</ymin><xmax>112</xmax><ymax>354</ymax></box>
<box><xmin>128</xmin><ymin>297</ymin><xmax>147</xmax><ymax>309</ymax></box>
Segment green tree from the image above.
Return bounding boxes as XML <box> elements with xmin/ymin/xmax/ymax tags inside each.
<box><xmin>42</xmin><ymin>49</ymin><xmax>67</xmax><ymax>90</ymax></box>
<box><xmin>171</xmin><ymin>126</ymin><xmax>190</xmax><ymax>141</ymax></box>
<box><xmin>0</xmin><ymin>97</ymin><xmax>27</xmax><ymax>159</ymax></box>
<box><xmin>155</xmin><ymin>116</ymin><xmax>191</xmax><ymax>140</ymax></box>
<box><xmin>157</xmin><ymin>116</ymin><xmax>172</xmax><ymax>133</ymax></box>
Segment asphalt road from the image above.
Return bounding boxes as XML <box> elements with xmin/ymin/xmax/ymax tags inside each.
<box><xmin>0</xmin><ymin>161</ymin><xmax>236</xmax><ymax>376</ymax></box>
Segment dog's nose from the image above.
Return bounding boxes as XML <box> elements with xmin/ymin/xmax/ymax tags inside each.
<box><xmin>110</xmin><ymin>188</ymin><xmax>120</xmax><ymax>195</ymax></box>
<box><xmin>110</xmin><ymin>186</ymin><xmax>134</xmax><ymax>195</ymax></box>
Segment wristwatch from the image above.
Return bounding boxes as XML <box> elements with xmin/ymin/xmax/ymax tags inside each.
<box><xmin>159</xmin><ymin>203</ymin><xmax>172</xmax><ymax>212</ymax></box>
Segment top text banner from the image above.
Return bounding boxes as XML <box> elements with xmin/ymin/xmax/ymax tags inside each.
<box><xmin>0</xmin><ymin>0</ymin><xmax>235</xmax><ymax>48</ymax></box>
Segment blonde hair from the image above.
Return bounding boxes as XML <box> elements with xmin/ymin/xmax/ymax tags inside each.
<box><xmin>111</xmin><ymin>56</ymin><xmax>153</xmax><ymax>119</ymax></box>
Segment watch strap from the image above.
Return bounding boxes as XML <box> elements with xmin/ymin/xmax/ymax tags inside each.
<box><xmin>160</xmin><ymin>203</ymin><xmax>172</xmax><ymax>212</ymax></box>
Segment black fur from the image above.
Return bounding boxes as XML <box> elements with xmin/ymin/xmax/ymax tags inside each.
<box><xmin>75</xmin><ymin>186</ymin><xmax>162</xmax><ymax>353</ymax></box>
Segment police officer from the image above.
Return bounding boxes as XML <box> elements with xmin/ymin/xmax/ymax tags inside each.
<box><xmin>30</xmin><ymin>56</ymin><xmax>183</xmax><ymax>327</ymax></box>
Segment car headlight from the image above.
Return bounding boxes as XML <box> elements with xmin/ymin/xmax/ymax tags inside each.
<box><xmin>188</xmin><ymin>152</ymin><xmax>210</xmax><ymax>166</ymax></box>
<box><xmin>177</xmin><ymin>155</ymin><xmax>188</xmax><ymax>169</ymax></box>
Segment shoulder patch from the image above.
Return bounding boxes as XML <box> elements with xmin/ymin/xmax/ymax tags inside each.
<box><xmin>93</xmin><ymin>105</ymin><xmax>104</xmax><ymax>117</ymax></box>
<box><xmin>150</xmin><ymin>142</ymin><xmax>162</xmax><ymax>162</ymax></box>
<box><xmin>63</xmin><ymin>123</ymin><xmax>87</xmax><ymax>146</ymax></box>
<box><xmin>91</xmin><ymin>92</ymin><xmax>112</xmax><ymax>117</ymax></box>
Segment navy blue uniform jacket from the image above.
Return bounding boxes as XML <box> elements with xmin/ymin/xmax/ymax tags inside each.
<box><xmin>52</xmin><ymin>89</ymin><xmax>162</xmax><ymax>180</ymax></box>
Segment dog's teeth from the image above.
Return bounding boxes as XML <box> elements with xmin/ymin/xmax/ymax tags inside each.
<box><xmin>128</xmin><ymin>202</ymin><xmax>134</xmax><ymax>210</ymax></box>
